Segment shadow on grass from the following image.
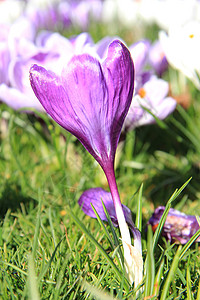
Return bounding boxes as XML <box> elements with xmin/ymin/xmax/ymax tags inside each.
<box><xmin>0</xmin><ymin>180</ymin><xmax>36</xmax><ymax>218</ymax></box>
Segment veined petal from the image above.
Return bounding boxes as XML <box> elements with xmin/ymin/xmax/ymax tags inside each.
<box><xmin>29</xmin><ymin>64</ymin><xmax>90</xmax><ymax>136</ymax></box>
<box><xmin>61</xmin><ymin>53</ymin><xmax>111</xmax><ymax>161</ymax></box>
<box><xmin>103</xmin><ymin>40</ymin><xmax>134</xmax><ymax>160</ymax></box>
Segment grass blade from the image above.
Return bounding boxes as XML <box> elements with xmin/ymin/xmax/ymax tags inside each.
<box><xmin>186</xmin><ymin>259</ymin><xmax>193</xmax><ymax>300</ymax></box>
<box><xmin>153</xmin><ymin>258</ymin><xmax>164</xmax><ymax>297</ymax></box>
<box><xmin>144</xmin><ymin>225</ymin><xmax>155</xmax><ymax>298</ymax></box>
<box><xmin>179</xmin><ymin>227</ymin><xmax>200</xmax><ymax>260</ymax></box>
<box><xmin>160</xmin><ymin>245</ymin><xmax>182</xmax><ymax>300</ymax></box>
<box><xmin>38</xmin><ymin>236</ymin><xmax>65</xmax><ymax>282</ymax></box>
<box><xmin>196</xmin><ymin>277</ymin><xmax>200</xmax><ymax>300</ymax></box>
<box><xmin>91</xmin><ymin>203</ymin><xmax>115</xmax><ymax>250</ymax></box>
<box><xmin>135</xmin><ymin>183</ymin><xmax>143</xmax><ymax>232</ymax></box>
<box><xmin>28</xmin><ymin>255</ymin><xmax>40</xmax><ymax>300</ymax></box>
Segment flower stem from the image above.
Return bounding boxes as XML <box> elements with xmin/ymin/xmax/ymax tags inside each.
<box><xmin>103</xmin><ymin>163</ymin><xmax>132</xmax><ymax>247</ymax></box>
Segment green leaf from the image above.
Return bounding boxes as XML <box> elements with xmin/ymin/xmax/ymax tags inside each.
<box><xmin>135</xmin><ymin>183</ymin><xmax>143</xmax><ymax>232</ymax></box>
<box><xmin>144</xmin><ymin>226</ymin><xmax>155</xmax><ymax>298</ymax></box>
<box><xmin>160</xmin><ymin>245</ymin><xmax>182</xmax><ymax>300</ymax></box>
<box><xmin>28</xmin><ymin>255</ymin><xmax>40</xmax><ymax>300</ymax></box>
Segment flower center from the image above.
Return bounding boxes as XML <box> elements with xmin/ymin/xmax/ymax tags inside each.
<box><xmin>189</xmin><ymin>34</ymin><xmax>194</xmax><ymax>38</ymax></box>
<box><xmin>138</xmin><ymin>87</ymin><xmax>146</xmax><ymax>98</ymax></box>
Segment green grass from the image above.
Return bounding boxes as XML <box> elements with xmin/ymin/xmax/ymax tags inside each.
<box><xmin>1</xmin><ymin>24</ymin><xmax>200</xmax><ymax>299</ymax></box>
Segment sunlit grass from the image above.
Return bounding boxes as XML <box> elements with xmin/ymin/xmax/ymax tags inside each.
<box><xmin>0</xmin><ymin>90</ymin><xmax>200</xmax><ymax>298</ymax></box>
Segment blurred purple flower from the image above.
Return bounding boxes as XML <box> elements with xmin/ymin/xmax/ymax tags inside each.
<box><xmin>0</xmin><ymin>50</ymin><xmax>63</xmax><ymax>111</ymax></box>
<box><xmin>125</xmin><ymin>76</ymin><xmax>177</xmax><ymax>129</ymax></box>
<box><xmin>67</xmin><ymin>0</ymin><xmax>103</xmax><ymax>30</ymax></box>
<box><xmin>0</xmin><ymin>24</ymin><xmax>10</xmax><ymax>85</ymax></box>
<box><xmin>24</xmin><ymin>0</ymin><xmax>103</xmax><ymax>32</ymax></box>
<box><xmin>79</xmin><ymin>187</ymin><xmax>142</xmax><ymax>254</ymax></box>
<box><xmin>7</xmin><ymin>17</ymin><xmax>36</xmax><ymax>59</ymax></box>
<box><xmin>25</xmin><ymin>2</ymin><xmax>62</xmax><ymax>32</ymax></box>
<box><xmin>148</xmin><ymin>206</ymin><xmax>200</xmax><ymax>244</ymax></box>
<box><xmin>148</xmin><ymin>40</ymin><xmax>168</xmax><ymax>77</ymax></box>
<box><xmin>0</xmin><ymin>30</ymin><xmax>97</xmax><ymax>111</ymax></box>
<box><xmin>130</xmin><ymin>40</ymin><xmax>150</xmax><ymax>79</ymax></box>
<box><xmin>124</xmin><ymin>39</ymin><xmax>176</xmax><ymax>130</ymax></box>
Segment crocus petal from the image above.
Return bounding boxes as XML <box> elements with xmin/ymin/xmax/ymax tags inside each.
<box><xmin>125</xmin><ymin>75</ymin><xmax>176</xmax><ymax>130</ymax></box>
<box><xmin>148</xmin><ymin>206</ymin><xmax>200</xmax><ymax>244</ymax></box>
<box><xmin>95</xmin><ymin>36</ymin><xmax>121</xmax><ymax>59</ymax></box>
<box><xmin>102</xmin><ymin>40</ymin><xmax>134</xmax><ymax>161</ymax></box>
<box><xmin>143</xmin><ymin>77</ymin><xmax>169</xmax><ymax>105</ymax></box>
<box><xmin>8</xmin><ymin>17</ymin><xmax>36</xmax><ymax>58</ymax></box>
<box><xmin>130</xmin><ymin>95</ymin><xmax>176</xmax><ymax>128</ymax></box>
<box><xmin>150</xmin><ymin>96</ymin><xmax>177</xmax><ymax>120</ymax></box>
<box><xmin>30</xmin><ymin>40</ymin><xmax>134</xmax><ymax>167</ymax></box>
<box><xmin>0</xmin><ymin>43</ymin><xmax>10</xmax><ymax>84</ymax></box>
<box><xmin>70</xmin><ymin>32</ymin><xmax>94</xmax><ymax>53</ymax></box>
<box><xmin>148</xmin><ymin>40</ymin><xmax>168</xmax><ymax>77</ymax></box>
<box><xmin>78</xmin><ymin>187</ymin><xmax>142</xmax><ymax>253</ymax></box>
<box><xmin>129</xmin><ymin>40</ymin><xmax>150</xmax><ymax>75</ymax></box>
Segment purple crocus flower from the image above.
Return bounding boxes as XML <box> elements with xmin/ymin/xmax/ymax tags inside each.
<box><xmin>79</xmin><ymin>187</ymin><xmax>142</xmax><ymax>254</ymax></box>
<box><xmin>148</xmin><ymin>206</ymin><xmax>200</xmax><ymax>244</ymax></box>
<box><xmin>29</xmin><ymin>40</ymin><xmax>142</xmax><ymax>286</ymax></box>
<box><xmin>29</xmin><ymin>40</ymin><xmax>134</xmax><ymax>171</ymax></box>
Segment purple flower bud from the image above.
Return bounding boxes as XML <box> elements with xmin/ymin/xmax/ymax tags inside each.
<box><xmin>29</xmin><ymin>40</ymin><xmax>134</xmax><ymax>170</ymax></box>
<box><xmin>148</xmin><ymin>206</ymin><xmax>200</xmax><ymax>244</ymax></box>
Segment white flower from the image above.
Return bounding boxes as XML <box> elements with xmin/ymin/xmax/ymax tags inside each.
<box><xmin>159</xmin><ymin>20</ymin><xmax>200</xmax><ymax>89</ymax></box>
<box><xmin>102</xmin><ymin>0</ymin><xmax>140</xmax><ymax>27</ymax></box>
<box><xmin>0</xmin><ymin>0</ymin><xmax>24</xmax><ymax>24</ymax></box>
<box><xmin>139</xmin><ymin>0</ymin><xmax>200</xmax><ymax>31</ymax></box>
